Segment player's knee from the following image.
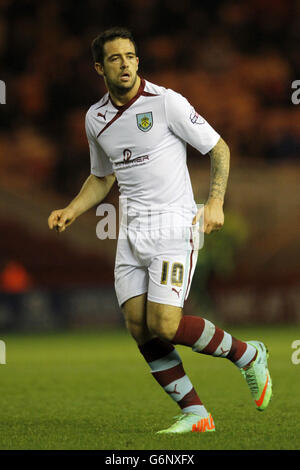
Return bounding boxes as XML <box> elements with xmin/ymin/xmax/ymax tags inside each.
<box><xmin>122</xmin><ymin>295</ymin><xmax>148</xmax><ymax>343</ymax></box>
<box><xmin>147</xmin><ymin>321</ymin><xmax>175</xmax><ymax>342</ymax></box>
<box><xmin>123</xmin><ymin>310</ymin><xmax>150</xmax><ymax>344</ymax></box>
<box><xmin>147</xmin><ymin>305</ymin><xmax>181</xmax><ymax>342</ymax></box>
<box><xmin>125</xmin><ymin>317</ymin><xmax>145</xmax><ymax>343</ymax></box>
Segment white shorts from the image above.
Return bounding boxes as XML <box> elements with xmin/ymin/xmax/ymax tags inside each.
<box><xmin>114</xmin><ymin>224</ymin><xmax>200</xmax><ymax>308</ymax></box>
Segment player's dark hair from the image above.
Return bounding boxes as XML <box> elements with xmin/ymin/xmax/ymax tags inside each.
<box><xmin>91</xmin><ymin>27</ymin><xmax>137</xmax><ymax>64</ymax></box>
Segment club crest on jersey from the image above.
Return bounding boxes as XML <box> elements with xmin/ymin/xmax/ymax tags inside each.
<box><xmin>136</xmin><ymin>112</ymin><xmax>153</xmax><ymax>132</ymax></box>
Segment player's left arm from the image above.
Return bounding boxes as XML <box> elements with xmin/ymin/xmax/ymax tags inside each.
<box><xmin>164</xmin><ymin>89</ymin><xmax>229</xmax><ymax>233</ymax></box>
<box><xmin>193</xmin><ymin>137</ymin><xmax>230</xmax><ymax>234</ymax></box>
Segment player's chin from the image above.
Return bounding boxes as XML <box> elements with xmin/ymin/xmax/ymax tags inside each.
<box><xmin>118</xmin><ymin>79</ymin><xmax>134</xmax><ymax>89</ymax></box>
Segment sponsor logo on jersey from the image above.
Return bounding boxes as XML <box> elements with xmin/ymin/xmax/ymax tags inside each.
<box><xmin>115</xmin><ymin>153</ymin><xmax>149</xmax><ymax>169</ymax></box>
<box><xmin>190</xmin><ymin>107</ymin><xmax>205</xmax><ymax>125</ymax></box>
<box><xmin>136</xmin><ymin>112</ymin><xmax>153</xmax><ymax>132</ymax></box>
<box><xmin>123</xmin><ymin>149</ymin><xmax>132</xmax><ymax>161</ymax></box>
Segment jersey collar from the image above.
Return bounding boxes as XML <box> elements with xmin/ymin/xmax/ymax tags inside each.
<box><xmin>109</xmin><ymin>77</ymin><xmax>146</xmax><ymax>112</ymax></box>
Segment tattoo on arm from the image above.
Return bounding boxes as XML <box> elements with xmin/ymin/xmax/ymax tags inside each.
<box><xmin>208</xmin><ymin>138</ymin><xmax>230</xmax><ymax>201</ymax></box>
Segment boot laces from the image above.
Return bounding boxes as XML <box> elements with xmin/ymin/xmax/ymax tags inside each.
<box><xmin>242</xmin><ymin>368</ymin><xmax>259</xmax><ymax>394</ymax></box>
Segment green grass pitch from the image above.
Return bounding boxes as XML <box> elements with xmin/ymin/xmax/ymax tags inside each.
<box><xmin>0</xmin><ymin>325</ymin><xmax>299</xmax><ymax>450</ymax></box>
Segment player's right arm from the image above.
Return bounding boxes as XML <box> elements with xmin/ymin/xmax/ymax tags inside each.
<box><xmin>48</xmin><ymin>173</ymin><xmax>115</xmax><ymax>233</ymax></box>
<box><xmin>49</xmin><ymin>106</ymin><xmax>116</xmax><ymax>233</ymax></box>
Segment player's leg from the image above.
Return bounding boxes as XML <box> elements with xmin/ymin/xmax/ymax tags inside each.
<box><xmin>147</xmin><ymin>300</ymin><xmax>272</xmax><ymax>413</ymax></box>
<box><xmin>145</xmin><ymin>227</ymin><xmax>272</xmax><ymax>418</ymax></box>
<box><xmin>146</xmin><ymin>297</ymin><xmax>256</xmax><ymax>367</ymax></box>
<box><xmin>115</xmin><ymin>229</ymin><xmax>208</xmax><ymax>433</ymax></box>
<box><xmin>143</xmin><ymin>301</ymin><xmax>214</xmax><ymax>433</ymax></box>
<box><xmin>122</xmin><ymin>293</ymin><xmax>153</xmax><ymax>345</ymax></box>
<box><xmin>123</xmin><ymin>295</ymin><xmax>208</xmax><ymax>428</ymax></box>
<box><xmin>171</xmin><ymin>314</ymin><xmax>272</xmax><ymax>411</ymax></box>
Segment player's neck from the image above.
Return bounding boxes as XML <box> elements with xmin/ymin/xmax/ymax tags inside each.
<box><xmin>109</xmin><ymin>75</ymin><xmax>141</xmax><ymax>107</ymax></box>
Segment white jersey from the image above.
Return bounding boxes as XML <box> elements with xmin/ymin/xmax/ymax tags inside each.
<box><xmin>85</xmin><ymin>78</ymin><xmax>220</xmax><ymax>229</ymax></box>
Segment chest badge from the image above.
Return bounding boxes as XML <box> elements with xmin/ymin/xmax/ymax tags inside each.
<box><xmin>136</xmin><ymin>112</ymin><xmax>153</xmax><ymax>132</ymax></box>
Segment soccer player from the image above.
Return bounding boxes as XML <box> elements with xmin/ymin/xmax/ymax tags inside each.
<box><xmin>48</xmin><ymin>27</ymin><xmax>272</xmax><ymax>434</ymax></box>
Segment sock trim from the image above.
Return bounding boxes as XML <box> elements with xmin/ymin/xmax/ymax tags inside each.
<box><xmin>152</xmin><ymin>363</ymin><xmax>185</xmax><ymax>387</ymax></box>
<box><xmin>192</xmin><ymin>319</ymin><xmax>216</xmax><ymax>352</ymax></box>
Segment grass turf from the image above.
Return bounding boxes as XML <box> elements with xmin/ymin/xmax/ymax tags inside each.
<box><xmin>0</xmin><ymin>325</ymin><xmax>299</xmax><ymax>450</ymax></box>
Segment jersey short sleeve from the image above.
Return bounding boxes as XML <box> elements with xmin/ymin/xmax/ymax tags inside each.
<box><xmin>165</xmin><ymin>89</ymin><xmax>220</xmax><ymax>155</ymax></box>
<box><xmin>85</xmin><ymin>111</ymin><xmax>114</xmax><ymax>177</ymax></box>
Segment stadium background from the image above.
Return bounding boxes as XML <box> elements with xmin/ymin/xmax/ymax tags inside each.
<box><xmin>0</xmin><ymin>0</ymin><xmax>299</xmax><ymax>330</ymax></box>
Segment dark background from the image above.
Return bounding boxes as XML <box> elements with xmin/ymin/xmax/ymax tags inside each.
<box><xmin>0</xmin><ymin>0</ymin><xmax>299</xmax><ymax>330</ymax></box>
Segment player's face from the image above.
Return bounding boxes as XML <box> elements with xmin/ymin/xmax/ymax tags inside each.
<box><xmin>96</xmin><ymin>38</ymin><xmax>139</xmax><ymax>93</ymax></box>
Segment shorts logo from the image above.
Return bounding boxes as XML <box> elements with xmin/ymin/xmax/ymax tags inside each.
<box><xmin>172</xmin><ymin>287</ymin><xmax>182</xmax><ymax>298</ymax></box>
<box><xmin>136</xmin><ymin>112</ymin><xmax>153</xmax><ymax>132</ymax></box>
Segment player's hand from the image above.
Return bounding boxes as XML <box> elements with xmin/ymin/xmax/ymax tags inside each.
<box><xmin>192</xmin><ymin>198</ymin><xmax>224</xmax><ymax>234</ymax></box>
<box><xmin>48</xmin><ymin>207</ymin><xmax>76</xmax><ymax>233</ymax></box>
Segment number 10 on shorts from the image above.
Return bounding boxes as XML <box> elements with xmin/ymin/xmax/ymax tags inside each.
<box><xmin>160</xmin><ymin>261</ymin><xmax>184</xmax><ymax>287</ymax></box>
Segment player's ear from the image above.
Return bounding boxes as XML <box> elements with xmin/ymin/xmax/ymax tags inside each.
<box><xmin>94</xmin><ymin>62</ymin><xmax>104</xmax><ymax>77</ymax></box>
